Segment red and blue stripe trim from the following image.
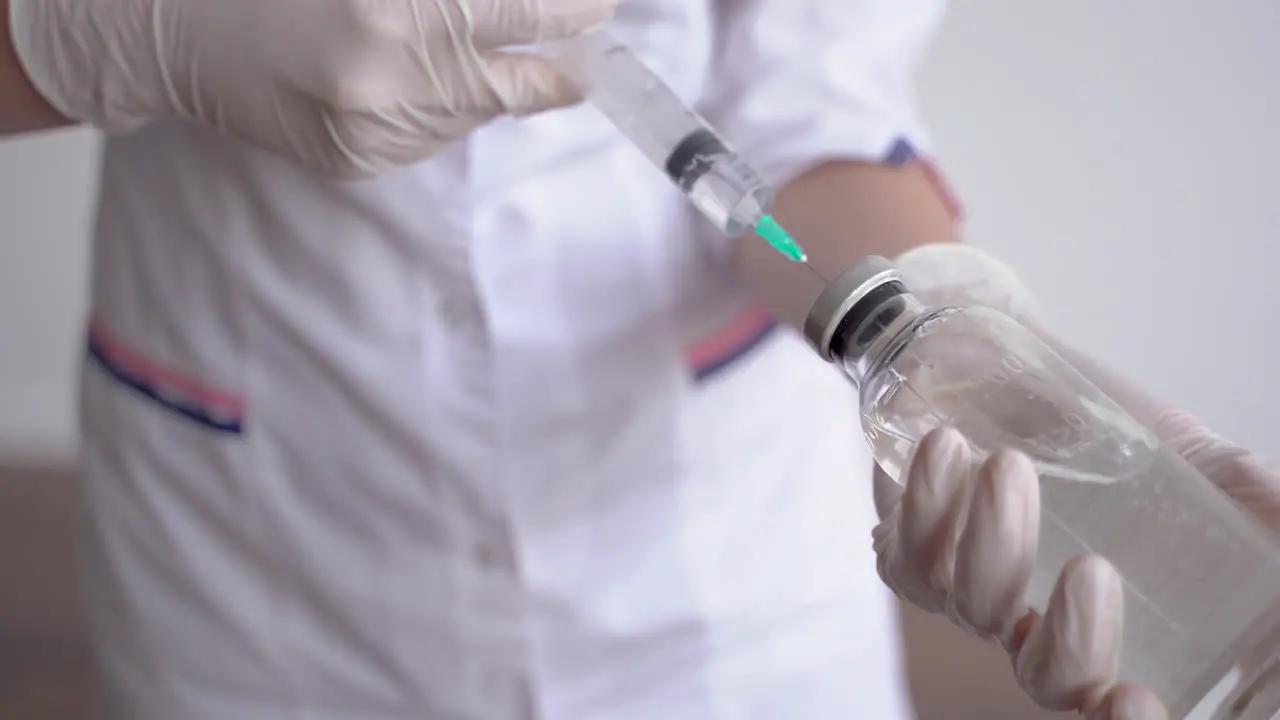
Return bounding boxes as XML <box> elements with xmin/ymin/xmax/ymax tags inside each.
<box><xmin>86</xmin><ymin>321</ymin><xmax>245</xmax><ymax>434</ymax></box>
<box><xmin>685</xmin><ymin>307</ymin><xmax>779</xmax><ymax>381</ymax></box>
<box><xmin>883</xmin><ymin>137</ymin><xmax>965</xmax><ymax>221</ymax></box>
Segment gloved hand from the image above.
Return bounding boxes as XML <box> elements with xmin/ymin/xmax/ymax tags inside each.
<box><xmin>872</xmin><ymin>242</ymin><xmax>1280</xmax><ymax>719</ymax></box>
<box><xmin>8</xmin><ymin>0</ymin><xmax>617</xmax><ymax>177</ymax></box>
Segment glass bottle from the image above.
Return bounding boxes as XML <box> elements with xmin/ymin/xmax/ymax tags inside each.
<box><xmin>802</xmin><ymin>256</ymin><xmax>1280</xmax><ymax>719</ymax></box>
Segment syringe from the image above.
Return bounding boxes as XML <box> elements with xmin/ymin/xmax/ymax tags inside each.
<box><xmin>546</xmin><ymin>30</ymin><xmax>816</xmax><ymax>270</ymax></box>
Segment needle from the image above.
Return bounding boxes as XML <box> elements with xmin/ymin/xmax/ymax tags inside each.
<box><xmin>801</xmin><ymin>261</ymin><xmax>830</xmax><ymax>283</ymax></box>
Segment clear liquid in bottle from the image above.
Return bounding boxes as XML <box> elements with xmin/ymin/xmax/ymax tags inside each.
<box><xmin>805</xmin><ymin>257</ymin><xmax>1280</xmax><ymax>719</ymax></box>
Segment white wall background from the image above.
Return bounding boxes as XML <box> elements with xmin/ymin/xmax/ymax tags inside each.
<box><xmin>916</xmin><ymin>1</ymin><xmax>1280</xmax><ymax>460</ymax></box>
<box><xmin>0</xmin><ymin>0</ymin><xmax>1277</xmax><ymax>468</ymax></box>
<box><xmin>0</xmin><ymin>129</ymin><xmax>97</xmax><ymax>466</ymax></box>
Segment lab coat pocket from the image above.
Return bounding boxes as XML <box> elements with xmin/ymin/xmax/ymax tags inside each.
<box><xmin>85</xmin><ymin>319</ymin><xmax>246</xmax><ymax>435</ymax></box>
<box><xmin>682</xmin><ymin>306</ymin><xmax>780</xmax><ymax>384</ymax></box>
<box><xmin>77</xmin><ymin>321</ymin><xmax>292</xmax><ymax>714</ymax></box>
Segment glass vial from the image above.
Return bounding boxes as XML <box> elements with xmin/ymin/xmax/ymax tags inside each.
<box><xmin>803</xmin><ymin>256</ymin><xmax>1280</xmax><ymax>719</ymax></box>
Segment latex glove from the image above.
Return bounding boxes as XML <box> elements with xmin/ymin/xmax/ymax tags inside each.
<box><xmin>872</xmin><ymin>242</ymin><xmax>1280</xmax><ymax>719</ymax></box>
<box><xmin>9</xmin><ymin>0</ymin><xmax>617</xmax><ymax>177</ymax></box>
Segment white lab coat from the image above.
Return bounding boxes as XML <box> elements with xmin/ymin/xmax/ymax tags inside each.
<box><xmin>77</xmin><ymin>1</ymin><xmax>950</xmax><ymax>717</ymax></box>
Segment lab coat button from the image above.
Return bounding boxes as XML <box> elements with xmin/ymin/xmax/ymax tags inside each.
<box><xmin>439</xmin><ymin>297</ymin><xmax>479</xmax><ymax>329</ymax></box>
<box><xmin>475</xmin><ymin>541</ymin><xmax>516</xmax><ymax>572</ymax></box>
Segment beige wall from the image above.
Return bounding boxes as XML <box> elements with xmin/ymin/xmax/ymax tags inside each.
<box><xmin>901</xmin><ymin>606</ymin><xmax>1065</xmax><ymax>719</ymax></box>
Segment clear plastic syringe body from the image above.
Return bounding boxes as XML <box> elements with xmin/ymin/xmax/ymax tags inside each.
<box><xmin>804</xmin><ymin>257</ymin><xmax>1280</xmax><ymax>720</ymax></box>
<box><xmin>546</xmin><ymin>30</ymin><xmax>775</xmax><ymax>239</ymax></box>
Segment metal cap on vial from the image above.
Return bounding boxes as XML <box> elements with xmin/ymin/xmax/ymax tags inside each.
<box><xmin>803</xmin><ymin>256</ymin><xmax>904</xmax><ymax>362</ymax></box>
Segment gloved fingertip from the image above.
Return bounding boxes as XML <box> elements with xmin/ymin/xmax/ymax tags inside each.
<box><xmin>890</xmin><ymin>427</ymin><xmax>974</xmax><ymax>612</ymax></box>
<box><xmin>901</xmin><ymin>428</ymin><xmax>970</xmax><ymax>533</ymax></box>
<box><xmin>950</xmin><ymin>449</ymin><xmax>1039</xmax><ymax>636</ymax></box>
<box><xmin>903</xmin><ymin>427</ymin><xmax>971</xmax><ymax>518</ymax></box>
<box><xmin>985</xmin><ymin>447</ymin><xmax>1037</xmax><ymax>484</ymax></box>
<box><xmin>926</xmin><ymin>425</ymin><xmax>970</xmax><ymax>458</ymax></box>
<box><xmin>1058</xmin><ymin>555</ymin><xmax>1125</xmax><ymax>645</ymax></box>
<box><xmin>1087</xmin><ymin>684</ymin><xmax>1168</xmax><ymax>720</ymax></box>
<box><xmin>1015</xmin><ymin>554</ymin><xmax>1124</xmax><ymax>711</ymax></box>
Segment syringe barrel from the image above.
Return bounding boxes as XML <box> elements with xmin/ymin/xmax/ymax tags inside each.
<box><xmin>548</xmin><ymin>30</ymin><xmax>702</xmax><ymax>167</ymax></box>
<box><xmin>547</xmin><ymin>30</ymin><xmax>774</xmax><ymax>237</ymax></box>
